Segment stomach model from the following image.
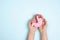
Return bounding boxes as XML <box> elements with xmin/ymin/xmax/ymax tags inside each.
<box><xmin>32</xmin><ymin>15</ymin><xmax>43</xmax><ymax>27</ymax></box>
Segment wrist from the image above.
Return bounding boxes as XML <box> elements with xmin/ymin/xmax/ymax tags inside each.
<box><xmin>29</xmin><ymin>30</ymin><xmax>35</xmax><ymax>34</ymax></box>
<box><xmin>40</xmin><ymin>30</ymin><xmax>46</xmax><ymax>34</ymax></box>
<box><xmin>40</xmin><ymin>30</ymin><xmax>46</xmax><ymax>33</ymax></box>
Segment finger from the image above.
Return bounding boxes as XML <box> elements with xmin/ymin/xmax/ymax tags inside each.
<box><xmin>29</xmin><ymin>18</ymin><xmax>36</xmax><ymax>26</ymax></box>
<box><xmin>29</xmin><ymin>19</ymin><xmax>33</xmax><ymax>26</ymax></box>
<box><xmin>43</xmin><ymin>19</ymin><xmax>46</xmax><ymax>26</ymax></box>
<box><xmin>42</xmin><ymin>19</ymin><xmax>47</xmax><ymax>29</ymax></box>
<box><xmin>32</xmin><ymin>17</ymin><xmax>36</xmax><ymax>23</ymax></box>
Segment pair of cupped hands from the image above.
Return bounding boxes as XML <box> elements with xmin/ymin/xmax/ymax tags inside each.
<box><xmin>29</xmin><ymin>14</ymin><xmax>47</xmax><ymax>33</ymax></box>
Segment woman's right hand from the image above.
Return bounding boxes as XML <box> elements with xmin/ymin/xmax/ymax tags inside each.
<box><xmin>29</xmin><ymin>17</ymin><xmax>37</xmax><ymax>32</ymax></box>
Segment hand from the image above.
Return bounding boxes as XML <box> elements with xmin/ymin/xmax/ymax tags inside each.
<box><xmin>39</xmin><ymin>19</ymin><xmax>48</xmax><ymax>40</ymax></box>
<box><xmin>29</xmin><ymin>17</ymin><xmax>37</xmax><ymax>32</ymax></box>
<box><xmin>39</xmin><ymin>19</ymin><xmax>47</xmax><ymax>33</ymax></box>
<box><xmin>28</xmin><ymin>17</ymin><xmax>37</xmax><ymax>40</ymax></box>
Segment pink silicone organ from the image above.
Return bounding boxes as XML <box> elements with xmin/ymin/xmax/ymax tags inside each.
<box><xmin>32</xmin><ymin>16</ymin><xmax>43</xmax><ymax>27</ymax></box>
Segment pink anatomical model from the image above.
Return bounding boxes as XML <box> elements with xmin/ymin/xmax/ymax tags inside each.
<box><xmin>32</xmin><ymin>14</ymin><xmax>43</xmax><ymax>27</ymax></box>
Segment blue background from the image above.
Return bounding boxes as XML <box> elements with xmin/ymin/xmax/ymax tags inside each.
<box><xmin>0</xmin><ymin>0</ymin><xmax>60</xmax><ymax>40</ymax></box>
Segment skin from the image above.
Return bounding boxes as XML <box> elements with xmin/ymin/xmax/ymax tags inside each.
<box><xmin>28</xmin><ymin>17</ymin><xmax>36</xmax><ymax>40</ymax></box>
<box><xmin>28</xmin><ymin>14</ymin><xmax>48</xmax><ymax>40</ymax></box>
<box><xmin>39</xmin><ymin>19</ymin><xmax>48</xmax><ymax>40</ymax></box>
